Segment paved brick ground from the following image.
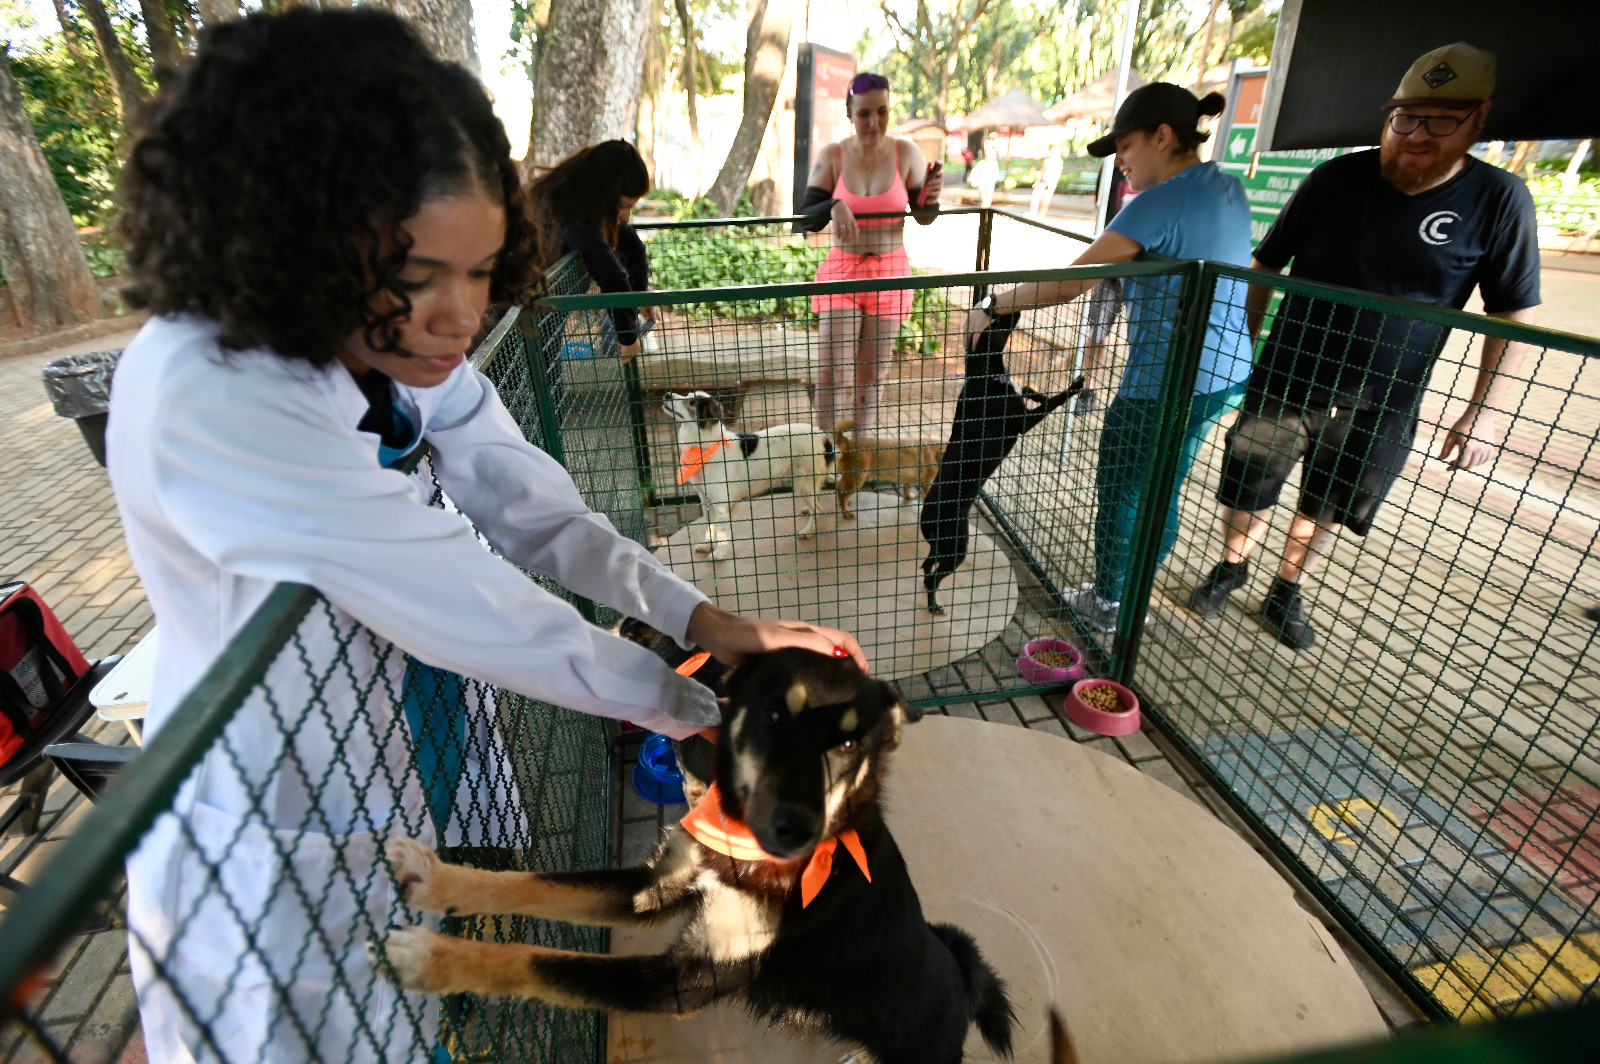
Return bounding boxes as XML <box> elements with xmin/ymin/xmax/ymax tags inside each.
<box><xmin>2</xmin><ymin>330</ymin><xmax>147</xmax><ymax>1064</ymax></box>
<box><xmin>2</xmin><ymin>268</ymin><xmax>1596</xmax><ymax>1059</ymax></box>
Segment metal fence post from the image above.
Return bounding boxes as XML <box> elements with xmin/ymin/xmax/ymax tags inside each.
<box><xmin>516</xmin><ymin>308</ymin><xmax>568</xmax><ymax>469</ymax></box>
<box><xmin>623</xmin><ymin>358</ymin><xmax>656</xmax><ymax>508</ymax></box>
<box><xmin>1111</xmin><ymin>260</ymin><xmax>1213</xmax><ymax>685</ymax></box>
<box><xmin>974</xmin><ymin>208</ymin><xmax>994</xmax><ymax>303</ymax></box>
<box><xmin>515</xmin><ymin>307</ymin><xmax>601</xmax><ymax>624</ymax></box>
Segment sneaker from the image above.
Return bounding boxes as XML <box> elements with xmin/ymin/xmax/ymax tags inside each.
<box><xmin>1262</xmin><ymin>580</ymin><xmax>1317</xmax><ymax>651</ymax></box>
<box><xmin>1064</xmin><ymin>585</ymin><xmax>1121</xmax><ymax>633</ymax></box>
<box><xmin>1586</xmin><ymin>604</ymin><xmax>1600</xmax><ymax>624</ymax></box>
<box><xmin>1187</xmin><ymin>561</ymin><xmax>1249</xmax><ymax>618</ymax></box>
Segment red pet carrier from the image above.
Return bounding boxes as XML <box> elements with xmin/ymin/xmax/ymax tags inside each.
<box><xmin>0</xmin><ymin>582</ymin><xmax>92</xmax><ymax>767</ymax></box>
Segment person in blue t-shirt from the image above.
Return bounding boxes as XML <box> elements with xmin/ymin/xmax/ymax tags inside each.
<box><xmin>966</xmin><ymin>82</ymin><xmax>1254</xmax><ymax>631</ymax></box>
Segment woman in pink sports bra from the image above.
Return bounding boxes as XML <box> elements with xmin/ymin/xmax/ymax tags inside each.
<box><xmin>796</xmin><ymin>72</ymin><xmax>942</xmax><ymax>433</ymax></box>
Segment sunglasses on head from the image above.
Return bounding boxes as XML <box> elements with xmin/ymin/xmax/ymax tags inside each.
<box><xmin>849</xmin><ymin>73</ymin><xmax>889</xmax><ymax>95</ymax></box>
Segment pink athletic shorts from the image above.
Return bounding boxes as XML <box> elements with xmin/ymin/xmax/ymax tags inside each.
<box><xmin>810</xmin><ymin>246</ymin><xmax>913</xmax><ymax>322</ymax></box>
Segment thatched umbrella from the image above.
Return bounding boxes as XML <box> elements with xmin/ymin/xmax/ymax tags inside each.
<box><xmin>959</xmin><ymin>87</ymin><xmax>1052</xmax><ymax>131</ymax></box>
<box><xmin>1044</xmin><ymin>71</ymin><xmax>1150</xmax><ymax>122</ymax></box>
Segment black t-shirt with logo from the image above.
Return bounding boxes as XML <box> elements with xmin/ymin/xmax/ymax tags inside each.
<box><xmin>1252</xmin><ymin>149</ymin><xmax>1540</xmax><ymax>413</ymax></box>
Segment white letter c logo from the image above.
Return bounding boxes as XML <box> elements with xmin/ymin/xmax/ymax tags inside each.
<box><xmin>1419</xmin><ymin>210</ymin><xmax>1460</xmax><ymax>245</ymax></box>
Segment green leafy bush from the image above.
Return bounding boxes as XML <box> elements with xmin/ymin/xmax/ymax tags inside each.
<box><xmin>82</xmin><ymin>235</ymin><xmax>125</xmax><ymax>279</ymax></box>
<box><xmin>642</xmin><ymin>225</ymin><xmax>952</xmax><ymax>354</ymax></box>
<box><xmin>9</xmin><ymin>38</ymin><xmax>129</xmax><ymax>227</ymax></box>
<box><xmin>1529</xmin><ymin>173</ymin><xmax>1600</xmax><ymax>235</ymax></box>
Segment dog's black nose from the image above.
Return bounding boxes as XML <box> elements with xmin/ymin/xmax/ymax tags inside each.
<box><xmin>768</xmin><ymin>803</ymin><xmax>820</xmax><ymax>850</ymax></box>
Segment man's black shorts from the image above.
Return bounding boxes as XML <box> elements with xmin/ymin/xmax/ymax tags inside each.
<box><xmin>1216</xmin><ymin>390</ymin><xmax>1417</xmax><ymax>536</ymax></box>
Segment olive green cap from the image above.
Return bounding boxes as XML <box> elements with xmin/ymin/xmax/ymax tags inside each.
<box><xmin>1383</xmin><ymin>42</ymin><xmax>1495</xmax><ymax>111</ymax></box>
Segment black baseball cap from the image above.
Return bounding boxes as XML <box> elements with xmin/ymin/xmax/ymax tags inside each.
<box><xmin>1088</xmin><ymin>82</ymin><xmax>1207</xmax><ymax>157</ymax></box>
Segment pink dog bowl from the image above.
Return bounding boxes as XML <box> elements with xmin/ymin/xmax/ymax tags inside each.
<box><xmin>1063</xmin><ymin>678</ymin><xmax>1141</xmax><ymax>737</ymax></box>
<box><xmin>1017</xmin><ymin>639</ymin><xmax>1086</xmax><ymax>685</ymax></box>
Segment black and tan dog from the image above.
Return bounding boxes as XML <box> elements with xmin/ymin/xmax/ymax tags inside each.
<box><xmin>920</xmin><ymin>312</ymin><xmax>1085</xmax><ymax>614</ymax></box>
<box><xmin>374</xmin><ymin>648</ymin><xmax>1016</xmax><ymax>1064</ymax></box>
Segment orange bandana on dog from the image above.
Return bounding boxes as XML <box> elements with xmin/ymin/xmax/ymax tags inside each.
<box><xmin>677</xmin><ymin>440</ymin><xmax>728</xmax><ymax>485</ymax></box>
<box><xmin>680</xmin><ymin>782</ymin><xmax>870</xmax><ymax>907</ymax></box>
<box><xmin>674</xmin><ymin>652</ymin><xmax>712</xmax><ymax>676</ymax></box>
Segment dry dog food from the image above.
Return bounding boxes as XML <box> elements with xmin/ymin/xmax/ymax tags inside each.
<box><xmin>1080</xmin><ymin>685</ymin><xmax>1127</xmax><ymax>713</ymax></box>
<box><xmin>1033</xmin><ymin>650</ymin><xmax>1078</xmax><ymax>669</ymax></box>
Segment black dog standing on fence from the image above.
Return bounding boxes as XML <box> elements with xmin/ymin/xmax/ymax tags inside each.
<box><xmin>375</xmin><ymin>649</ymin><xmax>1017</xmax><ymax>1064</ymax></box>
<box><xmin>920</xmin><ymin>310</ymin><xmax>1085</xmax><ymax>614</ymax></box>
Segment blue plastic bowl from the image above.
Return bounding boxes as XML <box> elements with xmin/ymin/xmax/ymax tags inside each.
<box><xmin>632</xmin><ymin>732</ymin><xmax>686</xmax><ymax>805</ymax></box>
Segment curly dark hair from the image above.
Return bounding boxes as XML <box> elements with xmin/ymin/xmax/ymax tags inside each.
<box><xmin>120</xmin><ymin>8</ymin><xmax>539</xmax><ymax>366</ymax></box>
<box><xmin>527</xmin><ymin>140</ymin><xmax>649</xmax><ymax>266</ymax></box>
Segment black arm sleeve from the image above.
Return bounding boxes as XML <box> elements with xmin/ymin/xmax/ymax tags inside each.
<box><xmin>617</xmin><ymin>223</ymin><xmax>650</xmax><ymax>293</ymax></box>
<box><xmin>1253</xmin><ymin>165</ymin><xmax>1319</xmax><ymax>270</ymax></box>
<box><xmin>564</xmin><ymin>219</ymin><xmax>643</xmax><ymax>346</ymax></box>
<box><xmin>793</xmin><ymin>185</ymin><xmax>836</xmax><ymax>234</ymax></box>
<box><xmin>1478</xmin><ymin>181</ymin><xmax>1541</xmax><ymax>314</ymax></box>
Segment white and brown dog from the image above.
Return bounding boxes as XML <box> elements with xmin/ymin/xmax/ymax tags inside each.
<box><xmin>663</xmin><ymin>391</ymin><xmax>835</xmax><ymax>561</ymax></box>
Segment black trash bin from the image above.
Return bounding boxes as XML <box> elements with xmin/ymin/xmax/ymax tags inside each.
<box><xmin>41</xmin><ymin>349</ymin><xmax>122</xmax><ymax>467</ymax></box>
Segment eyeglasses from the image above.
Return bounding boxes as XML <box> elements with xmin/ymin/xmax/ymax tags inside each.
<box><xmin>848</xmin><ymin>73</ymin><xmax>890</xmax><ymax>96</ymax></box>
<box><xmin>1388</xmin><ymin>108</ymin><xmax>1477</xmax><ymax>137</ymax></box>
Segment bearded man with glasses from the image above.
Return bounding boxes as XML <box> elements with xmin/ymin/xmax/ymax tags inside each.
<box><xmin>1186</xmin><ymin>42</ymin><xmax>1541</xmax><ymax>651</ymax></box>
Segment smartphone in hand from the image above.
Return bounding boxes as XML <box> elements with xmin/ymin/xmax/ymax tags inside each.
<box><xmin>919</xmin><ymin>161</ymin><xmax>943</xmax><ymax>207</ymax></box>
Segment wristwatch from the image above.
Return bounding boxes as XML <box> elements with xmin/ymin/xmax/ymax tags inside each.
<box><xmin>974</xmin><ymin>292</ymin><xmax>998</xmax><ymax>318</ymax></box>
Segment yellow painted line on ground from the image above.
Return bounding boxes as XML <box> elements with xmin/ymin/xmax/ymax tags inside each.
<box><xmin>1411</xmin><ymin>931</ymin><xmax>1600</xmax><ymax>1020</ymax></box>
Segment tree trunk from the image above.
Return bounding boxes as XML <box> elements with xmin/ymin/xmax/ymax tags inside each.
<box><xmin>197</xmin><ymin>0</ymin><xmax>241</xmax><ymax>26</ymax></box>
<box><xmin>1194</xmin><ymin>0</ymin><xmax>1220</xmax><ymax>91</ymax></box>
<box><xmin>636</xmin><ymin>0</ymin><xmax>664</xmax><ymax>175</ymax></box>
<box><xmin>1505</xmin><ymin>140</ymin><xmax>1534</xmax><ymax>176</ymax></box>
<box><xmin>672</xmin><ymin>0</ymin><xmax>699</xmax><ymax>146</ymax></box>
<box><xmin>48</xmin><ymin>0</ymin><xmax>111</xmax><ymax>117</ymax></box>
<box><xmin>0</xmin><ymin>46</ymin><xmax>100</xmax><ymax>332</ymax></box>
<box><xmin>704</xmin><ymin>0</ymin><xmax>796</xmax><ymax>216</ymax></box>
<box><xmin>377</xmin><ymin>0</ymin><xmax>479</xmax><ymax>70</ymax></box>
<box><xmin>138</xmin><ymin>0</ymin><xmax>185</xmax><ymax>82</ymax></box>
<box><xmin>49</xmin><ymin>0</ymin><xmax>90</xmax><ymax>65</ymax></box>
<box><xmin>525</xmin><ymin>0</ymin><xmax>651</xmax><ymax>175</ymax></box>
<box><xmin>78</xmin><ymin>0</ymin><xmax>146</xmax><ymax>120</ymax></box>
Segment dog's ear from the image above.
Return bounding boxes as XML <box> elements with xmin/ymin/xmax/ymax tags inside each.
<box><xmin>616</xmin><ymin>616</ymin><xmax>659</xmax><ymax>646</ymax></box>
<box><xmin>692</xmin><ymin>395</ymin><xmax>722</xmax><ymax>428</ymax></box>
<box><xmin>880</xmin><ymin>680</ymin><xmax>922</xmax><ymax>724</ymax></box>
<box><xmin>716</xmin><ymin>696</ymin><xmax>731</xmax><ymax>724</ymax></box>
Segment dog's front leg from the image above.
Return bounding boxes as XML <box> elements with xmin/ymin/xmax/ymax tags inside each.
<box><xmin>793</xmin><ymin>478</ymin><xmax>820</xmax><ymax>538</ymax></box>
<box><xmin>388</xmin><ymin>837</ymin><xmax>696</xmax><ymax>928</ymax></box>
<box><xmin>373</xmin><ymin>930</ymin><xmax>744</xmax><ymax>1014</ymax></box>
<box><xmin>707</xmin><ymin>501</ymin><xmax>734</xmax><ymax>561</ymax></box>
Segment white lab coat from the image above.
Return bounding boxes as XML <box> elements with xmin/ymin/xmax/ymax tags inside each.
<box><xmin>107</xmin><ymin>314</ymin><xmax>718</xmax><ymax>1063</ymax></box>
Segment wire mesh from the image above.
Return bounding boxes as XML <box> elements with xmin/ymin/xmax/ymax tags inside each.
<box><xmin>0</xmin><ymin>316</ymin><xmax>613</xmax><ymax>1064</ymax></box>
<box><xmin>5</xmin><ymin>212</ymin><xmax>1600</xmax><ymax>1059</ymax></box>
<box><xmin>538</xmin><ymin>250</ymin><xmax>1176</xmax><ymax>707</ymax></box>
<box><xmin>537</xmin><ymin>220</ymin><xmax>1600</xmax><ymax>1023</ymax></box>
<box><xmin>1127</xmin><ymin>266</ymin><xmax>1600</xmax><ymax>1022</ymax></box>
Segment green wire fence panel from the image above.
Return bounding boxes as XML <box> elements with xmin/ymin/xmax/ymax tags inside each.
<box><xmin>5</xmin><ymin>211</ymin><xmax>1600</xmax><ymax>1059</ymax></box>
<box><xmin>533</xmin><ymin>216</ymin><xmax>1600</xmax><ymax>1026</ymax></box>
<box><xmin>536</xmin><ymin>235</ymin><xmax>1180</xmax><ymax>708</ymax></box>
<box><xmin>0</xmin><ymin>317</ymin><xmax>612</xmax><ymax>1064</ymax></box>
<box><xmin>1121</xmin><ymin>265</ymin><xmax>1600</xmax><ymax>1023</ymax></box>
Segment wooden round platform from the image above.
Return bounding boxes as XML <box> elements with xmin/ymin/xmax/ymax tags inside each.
<box><xmin>607</xmin><ymin>717</ymin><xmax>1388</xmax><ymax>1064</ymax></box>
<box><xmin>655</xmin><ymin>490</ymin><xmax>1019</xmax><ymax>683</ymax></box>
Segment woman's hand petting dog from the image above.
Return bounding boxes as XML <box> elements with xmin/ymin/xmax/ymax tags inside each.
<box><xmin>687</xmin><ymin>602</ymin><xmax>869</xmax><ymax>674</ymax></box>
<box><xmin>965</xmin><ymin>305</ymin><xmax>995</xmax><ymax>346</ymax></box>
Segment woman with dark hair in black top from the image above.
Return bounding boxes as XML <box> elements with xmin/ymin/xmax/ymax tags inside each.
<box><xmin>528</xmin><ymin>140</ymin><xmax>654</xmax><ymax>359</ymax></box>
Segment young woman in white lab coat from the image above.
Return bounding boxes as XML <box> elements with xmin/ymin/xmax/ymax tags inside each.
<box><xmin>106</xmin><ymin>10</ymin><xmax>864</xmax><ymax>1062</ymax></box>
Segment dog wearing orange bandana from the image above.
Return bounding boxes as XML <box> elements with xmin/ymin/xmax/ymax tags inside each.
<box><xmin>662</xmin><ymin>391</ymin><xmax>835</xmax><ymax>562</ymax></box>
<box><xmin>375</xmin><ymin>648</ymin><xmax>1016</xmax><ymax>1064</ymax></box>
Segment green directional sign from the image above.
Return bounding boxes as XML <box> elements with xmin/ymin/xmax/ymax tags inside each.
<box><xmin>1215</xmin><ymin>68</ymin><xmax>1348</xmax><ymax>247</ymax></box>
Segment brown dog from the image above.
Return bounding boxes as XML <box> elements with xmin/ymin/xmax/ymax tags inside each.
<box><xmin>832</xmin><ymin>419</ymin><xmax>945</xmax><ymax>519</ymax></box>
